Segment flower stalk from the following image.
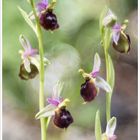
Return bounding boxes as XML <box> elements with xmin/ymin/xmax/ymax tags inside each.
<box><xmin>30</xmin><ymin>0</ymin><xmax>47</xmax><ymax>140</ymax></box>
<box><xmin>100</xmin><ymin>10</ymin><xmax>115</xmax><ymax>122</ymax></box>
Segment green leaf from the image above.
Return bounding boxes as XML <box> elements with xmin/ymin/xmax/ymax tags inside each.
<box><xmin>18</xmin><ymin>6</ymin><xmax>37</xmax><ymax>35</ymax></box>
<box><xmin>95</xmin><ymin>110</ymin><xmax>102</xmax><ymax>140</ymax></box>
<box><xmin>105</xmin><ymin>54</ymin><xmax>115</xmax><ymax>121</ymax></box>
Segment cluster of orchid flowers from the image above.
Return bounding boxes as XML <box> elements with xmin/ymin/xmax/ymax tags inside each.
<box><xmin>18</xmin><ymin>0</ymin><xmax>131</xmax><ymax>139</ymax></box>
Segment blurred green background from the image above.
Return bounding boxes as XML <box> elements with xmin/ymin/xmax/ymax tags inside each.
<box><xmin>3</xmin><ymin>0</ymin><xmax>137</xmax><ymax>140</ymax></box>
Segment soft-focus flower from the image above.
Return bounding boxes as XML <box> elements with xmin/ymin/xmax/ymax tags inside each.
<box><xmin>36</xmin><ymin>0</ymin><xmax>59</xmax><ymax>30</ymax></box>
<box><xmin>39</xmin><ymin>9</ymin><xmax>59</xmax><ymax>31</ymax></box>
<box><xmin>35</xmin><ymin>82</ymin><xmax>73</xmax><ymax>129</ymax></box>
<box><xmin>112</xmin><ymin>23</ymin><xmax>131</xmax><ymax>53</ymax></box>
<box><xmin>19</xmin><ymin>35</ymin><xmax>49</xmax><ymax>80</ymax></box>
<box><xmin>79</xmin><ymin>53</ymin><xmax>112</xmax><ymax>102</ymax></box>
<box><xmin>37</xmin><ymin>0</ymin><xmax>48</xmax><ymax>14</ymax></box>
<box><xmin>102</xmin><ymin>117</ymin><xmax>117</xmax><ymax>140</ymax></box>
<box><xmin>103</xmin><ymin>9</ymin><xmax>117</xmax><ymax>27</ymax></box>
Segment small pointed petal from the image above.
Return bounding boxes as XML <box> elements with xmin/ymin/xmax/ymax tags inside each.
<box><xmin>19</xmin><ymin>35</ymin><xmax>32</xmax><ymax>50</ymax></box>
<box><xmin>112</xmin><ymin>23</ymin><xmax>121</xmax><ymax>45</ymax></box>
<box><xmin>106</xmin><ymin>117</ymin><xmax>117</xmax><ymax>137</ymax></box>
<box><xmin>95</xmin><ymin>76</ymin><xmax>112</xmax><ymax>93</ymax></box>
<box><xmin>24</xmin><ymin>58</ymin><xmax>31</xmax><ymax>73</ymax></box>
<box><xmin>103</xmin><ymin>9</ymin><xmax>117</xmax><ymax>27</ymax></box>
<box><xmin>35</xmin><ymin>104</ymin><xmax>56</xmax><ymax>119</ymax></box>
<box><xmin>37</xmin><ymin>0</ymin><xmax>48</xmax><ymax>12</ymax></box>
<box><xmin>91</xmin><ymin>53</ymin><xmax>101</xmax><ymax>78</ymax></box>
<box><xmin>47</xmin><ymin>98</ymin><xmax>61</xmax><ymax>106</ymax></box>
<box><xmin>52</xmin><ymin>81</ymin><xmax>64</xmax><ymax>99</ymax></box>
<box><xmin>112</xmin><ymin>31</ymin><xmax>120</xmax><ymax>45</ymax></box>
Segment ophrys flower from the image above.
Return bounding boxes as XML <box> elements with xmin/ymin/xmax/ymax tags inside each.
<box><xmin>79</xmin><ymin>53</ymin><xmax>112</xmax><ymax>102</ymax></box>
<box><xmin>35</xmin><ymin>82</ymin><xmax>74</xmax><ymax>129</ymax></box>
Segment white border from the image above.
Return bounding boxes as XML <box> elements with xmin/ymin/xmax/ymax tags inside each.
<box><xmin>0</xmin><ymin>0</ymin><xmax>2</xmax><ymax>139</ymax></box>
<box><xmin>138</xmin><ymin>0</ymin><xmax>139</xmax><ymax>139</ymax></box>
<box><xmin>0</xmin><ymin>0</ymin><xmax>139</xmax><ymax>140</ymax></box>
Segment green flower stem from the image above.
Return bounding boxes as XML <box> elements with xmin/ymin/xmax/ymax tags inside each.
<box><xmin>104</xmin><ymin>51</ymin><xmax>112</xmax><ymax>122</ymax></box>
<box><xmin>102</xmin><ymin>28</ymin><xmax>115</xmax><ymax>122</ymax></box>
<box><xmin>30</xmin><ymin>0</ymin><xmax>47</xmax><ymax>140</ymax></box>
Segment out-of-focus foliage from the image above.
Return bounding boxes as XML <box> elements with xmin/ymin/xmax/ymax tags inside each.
<box><xmin>3</xmin><ymin>0</ymin><xmax>137</xmax><ymax>140</ymax></box>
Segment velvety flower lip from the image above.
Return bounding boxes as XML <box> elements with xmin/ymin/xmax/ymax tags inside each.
<box><xmin>112</xmin><ymin>23</ymin><xmax>121</xmax><ymax>45</ymax></box>
<box><xmin>39</xmin><ymin>10</ymin><xmax>59</xmax><ymax>31</ymax></box>
<box><xmin>37</xmin><ymin>0</ymin><xmax>48</xmax><ymax>13</ymax></box>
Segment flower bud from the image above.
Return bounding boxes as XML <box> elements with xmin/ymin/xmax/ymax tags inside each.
<box><xmin>103</xmin><ymin>9</ymin><xmax>117</xmax><ymax>27</ymax></box>
<box><xmin>80</xmin><ymin>79</ymin><xmax>97</xmax><ymax>102</ymax></box>
<box><xmin>19</xmin><ymin>64</ymin><xmax>39</xmax><ymax>80</ymax></box>
<box><xmin>112</xmin><ymin>33</ymin><xmax>131</xmax><ymax>53</ymax></box>
<box><xmin>53</xmin><ymin>106</ymin><xmax>73</xmax><ymax>129</ymax></box>
<box><xmin>40</xmin><ymin>10</ymin><xmax>59</xmax><ymax>31</ymax></box>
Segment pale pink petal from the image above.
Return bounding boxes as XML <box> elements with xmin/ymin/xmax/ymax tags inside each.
<box><xmin>112</xmin><ymin>23</ymin><xmax>121</xmax><ymax>45</ymax></box>
<box><xmin>91</xmin><ymin>53</ymin><xmax>101</xmax><ymax>78</ymax></box>
<box><xmin>47</xmin><ymin>98</ymin><xmax>61</xmax><ymax>106</ymax></box>
<box><xmin>52</xmin><ymin>81</ymin><xmax>64</xmax><ymax>99</ymax></box>
<box><xmin>94</xmin><ymin>76</ymin><xmax>112</xmax><ymax>93</ymax></box>
<box><xmin>35</xmin><ymin>104</ymin><xmax>56</xmax><ymax>119</ymax></box>
<box><xmin>19</xmin><ymin>35</ymin><xmax>32</xmax><ymax>50</ymax></box>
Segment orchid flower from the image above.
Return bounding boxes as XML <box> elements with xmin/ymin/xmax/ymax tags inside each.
<box><xmin>19</xmin><ymin>35</ymin><xmax>49</xmax><ymax>80</ymax></box>
<box><xmin>112</xmin><ymin>23</ymin><xmax>131</xmax><ymax>53</ymax></box>
<box><xmin>79</xmin><ymin>53</ymin><xmax>112</xmax><ymax>102</ymax></box>
<box><xmin>102</xmin><ymin>9</ymin><xmax>131</xmax><ymax>53</ymax></box>
<box><xmin>35</xmin><ymin>82</ymin><xmax>73</xmax><ymax>128</ymax></box>
<box><xmin>102</xmin><ymin>117</ymin><xmax>117</xmax><ymax>140</ymax></box>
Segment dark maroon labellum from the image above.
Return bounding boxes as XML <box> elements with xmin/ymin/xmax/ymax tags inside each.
<box><xmin>53</xmin><ymin>107</ymin><xmax>73</xmax><ymax>129</ymax></box>
<box><xmin>40</xmin><ymin>10</ymin><xmax>59</xmax><ymax>31</ymax></box>
<box><xmin>19</xmin><ymin>64</ymin><xmax>39</xmax><ymax>80</ymax></box>
<box><xmin>80</xmin><ymin>79</ymin><xmax>97</xmax><ymax>102</ymax></box>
